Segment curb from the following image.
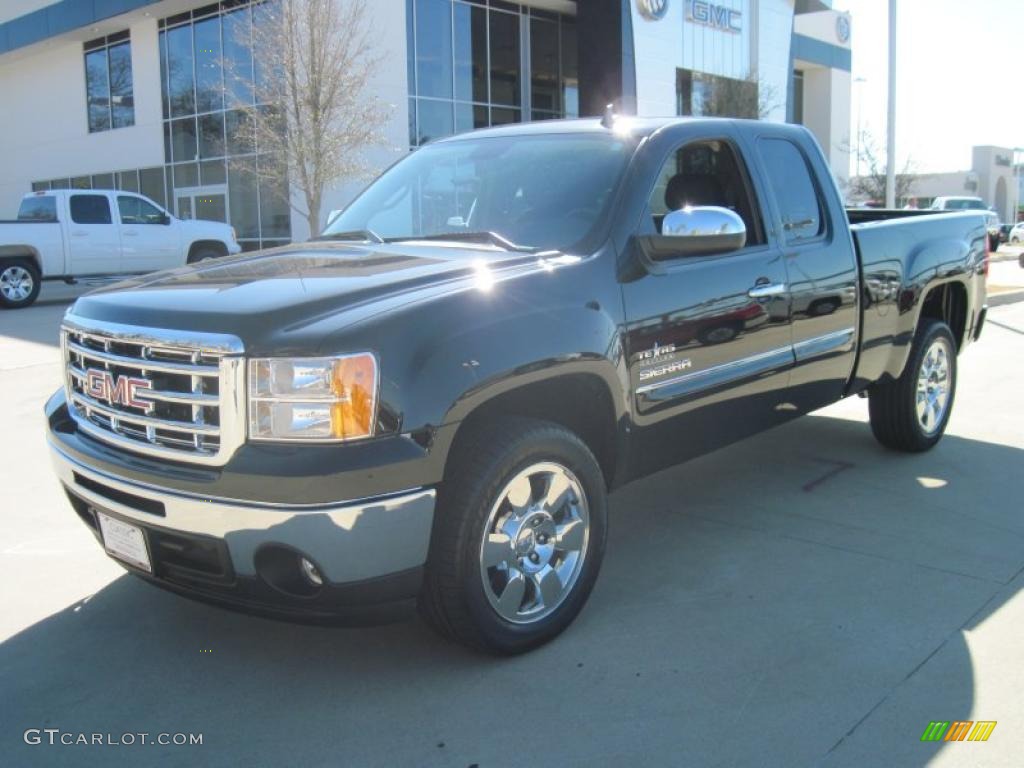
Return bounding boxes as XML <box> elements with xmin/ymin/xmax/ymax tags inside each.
<box><xmin>989</xmin><ymin>290</ymin><xmax>1024</xmax><ymax>308</ymax></box>
<box><xmin>990</xmin><ymin>252</ymin><xmax>1021</xmax><ymax>263</ymax></box>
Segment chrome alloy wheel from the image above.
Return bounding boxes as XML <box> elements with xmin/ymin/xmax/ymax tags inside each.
<box><xmin>479</xmin><ymin>461</ymin><xmax>590</xmax><ymax>624</ymax></box>
<box><xmin>0</xmin><ymin>265</ymin><xmax>34</xmax><ymax>302</ymax></box>
<box><xmin>916</xmin><ymin>338</ymin><xmax>951</xmax><ymax>435</ymax></box>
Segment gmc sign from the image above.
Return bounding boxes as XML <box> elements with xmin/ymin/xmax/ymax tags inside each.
<box><xmin>85</xmin><ymin>369</ymin><xmax>154</xmax><ymax>413</ymax></box>
<box><xmin>686</xmin><ymin>0</ymin><xmax>742</xmax><ymax>33</ymax></box>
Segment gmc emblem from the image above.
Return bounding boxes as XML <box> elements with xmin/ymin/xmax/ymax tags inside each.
<box><xmin>85</xmin><ymin>369</ymin><xmax>154</xmax><ymax>413</ymax></box>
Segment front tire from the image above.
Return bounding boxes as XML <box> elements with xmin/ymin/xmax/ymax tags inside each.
<box><xmin>868</xmin><ymin>319</ymin><xmax>957</xmax><ymax>452</ymax></box>
<box><xmin>420</xmin><ymin>416</ymin><xmax>607</xmax><ymax>654</ymax></box>
<box><xmin>187</xmin><ymin>245</ymin><xmax>225</xmax><ymax>264</ymax></box>
<box><xmin>0</xmin><ymin>258</ymin><xmax>41</xmax><ymax>309</ymax></box>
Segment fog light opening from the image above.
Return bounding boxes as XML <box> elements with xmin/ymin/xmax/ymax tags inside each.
<box><xmin>254</xmin><ymin>545</ymin><xmax>324</xmax><ymax>598</ymax></box>
<box><xmin>300</xmin><ymin>557</ymin><xmax>323</xmax><ymax>586</ymax></box>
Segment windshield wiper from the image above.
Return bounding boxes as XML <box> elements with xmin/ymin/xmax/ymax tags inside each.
<box><xmin>313</xmin><ymin>229</ymin><xmax>385</xmax><ymax>244</ymax></box>
<box><xmin>388</xmin><ymin>231</ymin><xmax>536</xmax><ymax>253</ymax></box>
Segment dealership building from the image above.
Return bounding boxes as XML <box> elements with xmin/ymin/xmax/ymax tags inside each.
<box><xmin>0</xmin><ymin>0</ymin><xmax>852</xmax><ymax>247</ymax></box>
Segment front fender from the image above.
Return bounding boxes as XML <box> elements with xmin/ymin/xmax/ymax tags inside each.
<box><xmin>320</xmin><ymin>251</ymin><xmax>628</xmax><ymax>439</ymax></box>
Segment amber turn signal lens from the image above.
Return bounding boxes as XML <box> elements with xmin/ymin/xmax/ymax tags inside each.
<box><xmin>330</xmin><ymin>354</ymin><xmax>377</xmax><ymax>440</ymax></box>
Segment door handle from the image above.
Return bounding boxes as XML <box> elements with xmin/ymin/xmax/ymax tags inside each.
<box><xmin>784</xmin><ymin>218</ymin><xmax>816</xmax><ymax>232</ymax></box>
<box><xmin>748</xmin><ymin>282</ymin><xmax>787</xmax><ymax>299</ymax></box>
<box><xmin>123</xmin><ymin>230</ymin><xmax>139</xmax><ymax>237</ymax></box>
<box><xmin>71</xmin><ymin>230</ymin><xmax>88</xmax><ymax>237</ymax></box>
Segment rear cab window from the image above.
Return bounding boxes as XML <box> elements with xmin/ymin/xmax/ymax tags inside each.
<box><xmin>756</xmin><ymin>138</ymin><xmax>825</xmax><ymax>244</ymax></box>
<box><xmin>17</xmin><ymin>195</ymin><xmax>58</xmax><ymax>222</ymax></box>
<box><xmin>69</xmin><ymin>194</ymin><xmax>113</xmax><ymax>225</ymax></box>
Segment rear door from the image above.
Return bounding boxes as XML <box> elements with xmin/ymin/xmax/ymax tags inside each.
<box><xmin>117</xmin><ymin>194</ymin><xmax>179</xmax><ymax>272</ymax></box>
<box><xmin>622</xmin><ymin>128</ymin><xmax>795</xmax><ymax>478</ymax></box>
<box><xmin>747</xmin><ymin>130</ymin><xmax>858</xmax><ymax>411</ymax></box>
<box><xmin>66</xmin><ymin>193</ymin><xmax>121</xmax><ymax>274</ymax></box>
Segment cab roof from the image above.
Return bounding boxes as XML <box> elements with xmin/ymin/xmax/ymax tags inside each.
<box><xmin>431</xmin><ymin>115</ymin><xmax>806</xmax><ymax>144</ymax></box>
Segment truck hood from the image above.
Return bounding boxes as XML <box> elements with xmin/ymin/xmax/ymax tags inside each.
<box><xmin>68</xmin><ymin>241</ymin><xmax>546</xmax><ymax>351</ymax></box>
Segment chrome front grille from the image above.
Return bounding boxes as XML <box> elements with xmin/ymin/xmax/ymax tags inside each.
<box><xmin>61</xmin><ymin>316</ymin><xmax>245</xmax><ymax>466</ymax></box>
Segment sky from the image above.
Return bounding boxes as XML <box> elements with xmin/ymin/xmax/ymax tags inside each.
<box><xmin>832</xmin><ymin>0</ymin><xmax>1024</xmax><ymax>175</ymax></box>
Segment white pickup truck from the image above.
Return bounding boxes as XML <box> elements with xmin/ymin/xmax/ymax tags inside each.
<box><xmin>0</xmin><ymin>189</ymin><xmax>241</xmax><ymax>308</ymax></box>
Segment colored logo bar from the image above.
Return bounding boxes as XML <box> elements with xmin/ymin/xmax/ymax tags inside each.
<box><xmin>921</xmin><ymin>721</ymin><xmax>997</xmax><ymax>742</ymax></box>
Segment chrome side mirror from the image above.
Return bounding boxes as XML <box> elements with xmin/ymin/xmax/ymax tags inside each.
<box><xmin>657</xmin><ymin>206</ymin><xmax>747</xmax><ymax>257</ymax></box>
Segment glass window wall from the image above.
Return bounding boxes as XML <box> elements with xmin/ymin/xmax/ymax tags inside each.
<box><xmin>158</xmin><ymin>1</ymin><xmax>290</xmax><ymax>249</ymax></box>
<box><xmin>407</xmin><ymin>0</ymin><xmax>578</xmax><ymax>147</ymax></box>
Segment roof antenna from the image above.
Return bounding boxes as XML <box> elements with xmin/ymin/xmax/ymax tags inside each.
<box><xmin>601</xmin><ymin>103</ymin><xmax>616</xmax><ymax>129</ymax></box>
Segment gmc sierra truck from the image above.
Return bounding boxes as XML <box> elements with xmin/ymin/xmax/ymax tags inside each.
<box><xmin>46</xmin><ymin>117</ymin><xmax>988</xmax><ymax>654</ymax></box>
<box><xmin>0</xmin><ymin>189</ymin><xmax>240</xmax><ymax>309</ymax></box>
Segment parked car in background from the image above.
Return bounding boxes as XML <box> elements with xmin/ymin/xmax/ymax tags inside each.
<box><xmin>0</xmin><ymin>190</ymin><xmax>240</xmax><ymax>308</ymax></box>
<box><xmin>47</xmin><ymin>117</ymin><xmax>988</xmax><ymax>654</ymax></box>
<box><xmin>929</xmin><ymin>196</ymin><xmax>988</xmax><ymax>211</ymax></box>
<box><xmin>1009</xmin><ymin>222</ymin><xmax>1024</xmax><ymax>244</ymax></box>
<box><xmin>928</xmin><ymin>197</ymin><xmax>1000</xmax><ymax>250</ymax></box>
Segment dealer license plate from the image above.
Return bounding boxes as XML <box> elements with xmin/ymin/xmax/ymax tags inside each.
<box><xmin>96</xmin><ymin>512</ymin><xmax>152</xmax><ymax>572</ymax></box>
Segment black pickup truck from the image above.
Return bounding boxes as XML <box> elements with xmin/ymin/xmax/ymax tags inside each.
<box><xmin>46</xmin><ymin>117</ymin><xmax>988</xmax><ymax>654</ymax></box>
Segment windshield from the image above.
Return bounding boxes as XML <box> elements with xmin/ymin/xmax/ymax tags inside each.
<box><xmin>324</xmin><ymin>133</ymin><xmax>635</xmax><ymax>252</ymax></box>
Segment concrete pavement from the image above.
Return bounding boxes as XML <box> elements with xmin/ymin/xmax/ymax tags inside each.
<box><xmin>987</xmin><ymin>253</ymin><xmax>1024</xmax><ymax>305</ymax></box>
<box><xmin>1</xmin><ymin>294</ymin><xmax>1022</xmax><ymax>767</ymax></box>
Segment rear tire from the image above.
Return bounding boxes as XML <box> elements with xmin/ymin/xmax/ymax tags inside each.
<box><xmin>419</xmin><ymin>416</ymin><xmax>607</xmax><ymax>654</ymax></box>
<box><xmin>0</xmin><ymin>258</ymin><xmax>41</xmax><ymax>309</ymax></box>
<box><xmin>868</xmin><ymin>318</ymin><xmax>957</xmax><ymax>452</ymax></box>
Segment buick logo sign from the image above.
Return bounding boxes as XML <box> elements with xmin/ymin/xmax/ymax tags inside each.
<box><xmin>637</xmin><ymin>0</ymin><xmax>669</xmax><ymax>21</ymax></box>
<box><xmin>836</xmin><ymin>15</ymin><xmax>851</xmax><ymax>44</ymax></box>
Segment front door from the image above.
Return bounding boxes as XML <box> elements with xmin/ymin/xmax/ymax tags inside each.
<box><xmin>175</xmin><ymin>185</ymin><xmax>228</xmax><ymax>223</ymax></box>
<box><xmin>116</xmin><ymin>194</ymin><xmax>179</xmax><ymax>272</ymax></box>
<box><xmin>622</xmin><ymin>136</ymin><xmax>795</xmax><ymax>479</ymax></box>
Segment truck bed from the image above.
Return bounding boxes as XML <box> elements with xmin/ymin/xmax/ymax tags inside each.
<box><xmin>847</xmin><ymin>209</ymin><xmax>987</xmax><ymax>388</ymax></box>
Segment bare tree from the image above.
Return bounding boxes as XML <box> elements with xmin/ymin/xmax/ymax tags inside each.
<box><xmin>845</xmin><ymin>128</ymin><xmax>918</xmax><ymax>205</ymax></box>
<box><xmin>225</xmin><ymin>0</ymin><xmax>390</xmax><ymax>235</ymax></box>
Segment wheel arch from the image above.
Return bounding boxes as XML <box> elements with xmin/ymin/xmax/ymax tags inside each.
<box><xmin>187</xmin><ymin>239</ymin><xmax>228</xmax><ymax>262</ymax></box>
<box><xmin>883</xmin><ymin>277</ymin><xmax>972</xmax><ymax>380</ymax></box>
<box><xmin>0</xmin><ymin>247</ymin><xmax>42</xmax><ymax>274</ymax></box>
<box><xmin>441</xmin><ymin>368</ymin><xmax>627</xmax><ymax>492</ymax></box>
<box><xmin>918</xmin><ymin>280</ymin><xmax>969</xmax><ymax>351</ymax></box>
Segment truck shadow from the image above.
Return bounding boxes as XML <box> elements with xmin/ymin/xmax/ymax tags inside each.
<box><xmin>2</xmin><ymin>416</ymin><xmax>1020</xmax><ymax>767</ymax></box>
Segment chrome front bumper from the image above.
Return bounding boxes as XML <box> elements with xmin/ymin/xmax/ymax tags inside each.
<box><xmin>49</xmin><ymin>439</ymin><xmax>436</xmax><ymax>586</ymax></box>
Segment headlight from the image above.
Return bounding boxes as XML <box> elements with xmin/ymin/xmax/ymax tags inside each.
<box><xmin>248</xmin><ymin>354</ymin><xmax>378</xmax><ymax>442</ymax></box>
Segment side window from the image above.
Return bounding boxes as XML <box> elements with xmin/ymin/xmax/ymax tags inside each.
<box><xmin>118</xmin><ymin>195</ymin><xmax>140</xmax><ymax>224</ymax></box>
<box><xmin>646</xmin><ymin>139</ymin><xmax>765</xmax><ymax>246</ymax></box>
<box><xmin>17</xmin><ymin>196</ymin><xmax>58</xmax><ymax>222</ymax></box>
<box><xmin>756</xmin><ymin>138</ymin><xmax>824</xmax><ymax>244</ymax></box>
<box><xmin>137</xmin><ymin>197</ymin><xmax>165</xmax><ymax>223</ymax></box>
<box><xmin>70</xmin><ymin>194</ymin><xmax>113</xmax><ymax>225</ymax></box>
<box><xmin>118</xmin><ymin>195</ymin><xmax>164</xmax><ymax>224</ymax></box>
